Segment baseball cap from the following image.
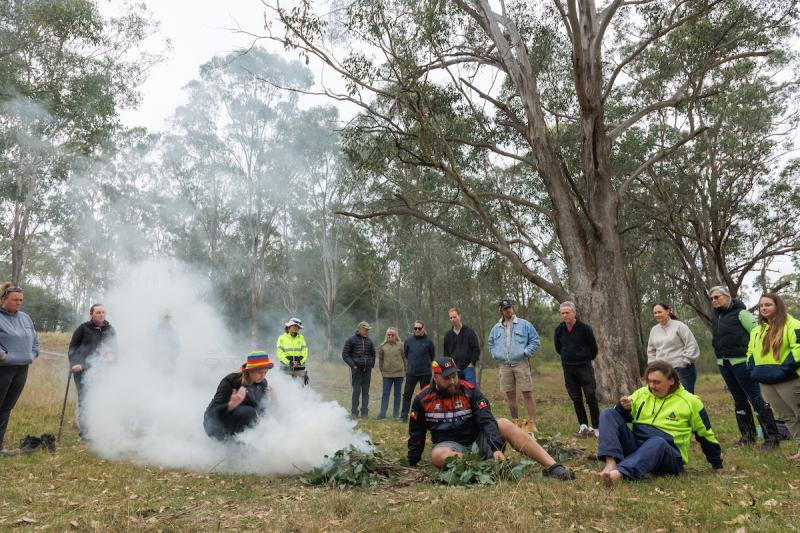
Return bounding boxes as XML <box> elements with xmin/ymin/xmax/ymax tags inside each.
<box><xmin>357</xmin><ymin>321</ymin><xmax>371</xmax><ymax>330</ymax></box>
<box><xmin>498</xmin><ymin>298</ymin><xmax>513</xmax><ymax>309</ymax></box>
<box><xmin>432</xmin><ymin>357</ymin><xmax>459</xmax><ymax>377</ymax></box>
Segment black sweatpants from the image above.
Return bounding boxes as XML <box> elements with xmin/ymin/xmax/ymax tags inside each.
<box><xmin>401</xmin><ymin>374</ymin><xmax>432</xmax><ymax>419</ymax></box>
<box><xmin>204</xmin><ymin>405</ymin><xmax>260</xmax><ymax>440</ymax></box>
<box><xmin>0</xmin><ymin>364</ymin><xmax>29</xmax><ymax>449</ymax></box>
<box><xmin>563</xmin><ymin>362</ymin><xmax>599</xmax><ymax>428</ymax></box>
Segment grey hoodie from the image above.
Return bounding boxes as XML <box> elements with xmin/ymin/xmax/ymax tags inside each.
<box><xmin>0</xmin><ymin>308</ymin><xmax>39</xmax><ymax>366</ymax></box>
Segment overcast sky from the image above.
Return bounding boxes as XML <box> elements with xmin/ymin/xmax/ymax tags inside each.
<box><xmin>110</xmin><ymin>1</ymin><xmax>794</xmax><ymax>291</ymax></box>
<box><xmin>112</xmin><ymin>1</ymin><xmax>287</xmax><ymax>131</ymax></box>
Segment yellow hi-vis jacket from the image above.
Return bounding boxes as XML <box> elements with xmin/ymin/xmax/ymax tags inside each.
<box><xmin>276</xmin><ymin>332</ymin><xmax>307</xmax><ymax>367</ymax></box>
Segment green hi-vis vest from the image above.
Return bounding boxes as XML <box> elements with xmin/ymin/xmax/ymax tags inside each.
<box><xmin>276</xmin><ymin>332</ymin><xmax>308</xmax><ymax>366</ymax></box>
<box><xmin>746</xmin><ymin>314</ymin><xmax>800</xmax><ymax>384</ymax></box>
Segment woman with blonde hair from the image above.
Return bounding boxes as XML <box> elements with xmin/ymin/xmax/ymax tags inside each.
<box><xmin>377</xmin><ymin>327</ymin><xmax>405</xmax><ymax>419</ymax></box>
<box><xmin>746</xmin><ymin>293</ymin><xmax>800</xmax><ymax>459</ymax></box>
<box><xmin>0</xmin><ymin>283</ymin><xmax>39</xmax><ymax>455</ymax></box>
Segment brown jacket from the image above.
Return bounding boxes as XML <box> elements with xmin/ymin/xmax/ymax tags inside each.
<box><xmin>378</xmin><ymin>340</ymin><xmax>405</xmax><ymax>378</ymax></box>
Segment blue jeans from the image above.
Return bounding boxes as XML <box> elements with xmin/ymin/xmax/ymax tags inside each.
<box><xmin>379</xmin><ymin>377</ymin><xmax>403</xmax><ymax>418</ymax></box>
<box><xmin>718</xmin><ymin>360</ymin><xmax>767</xmax><ymax>413</ymax></box>
<box><xmin>676</xmin><ymin>364</ymin><xmax>697</xmax><ymax>394</ymax></box>
<box><xmin>597</xmin><ymin>409</ymin><xmax>683</xmax><ymax>480</ymax></box>
<box><xmin>459</xmin><ymin>366</ymin><xmax>477</xmax><ymax>387</ymax></box>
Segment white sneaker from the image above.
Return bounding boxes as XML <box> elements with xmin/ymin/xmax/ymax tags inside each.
<box><xmin>576</xmin><ymin>424</ymin><xmax>591</xmax><ymax>438</ymax></box>
<box><xmin>590</xmin><ymin>427</ymin><xmax>599</xmax><ymax>438</ymax></box>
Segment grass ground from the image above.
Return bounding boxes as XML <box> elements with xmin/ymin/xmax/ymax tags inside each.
<box><xmin>0</xmin><ymin>333</ymin><xmax>797</xmax><ymax>532</ymax></box>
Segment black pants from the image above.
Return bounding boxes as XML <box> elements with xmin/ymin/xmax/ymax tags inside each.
<box><xmin>0</xmin><ymin>365</ymin><xmax>29</xmax><ymax>449</ymax></box>
<box><xmin>350</xmin><ymin>367</ymin><xmax>372</xmax><ymax>418</ymax></box>
<box><xmin>72</xmin><ymin>370</ymin><xmax>90</xmax><ymax>439</ymax></box>
<box><xmin>401</xmin><ymin>374</ymin><xmax>432</xmax><ymax>419</ymax></box>
<box><xmin>563</xmin><ymin>363</ymin><xmax>599</xmax><ymax>428</ymax></box>
<box><xmin>204</xmin><ymin>406</ymin><xmax>259</xmax><ymax>440</ymax></box>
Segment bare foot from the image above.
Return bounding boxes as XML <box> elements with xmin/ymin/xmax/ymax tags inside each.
<box><xmin>602</xmin><ymin>469</ymin><xmax>622</xmax><ymax>487</ymax></box>
<box><xmin>601</xmin><ymin>458</ymin><xmax>617</xmax><ymax>475</ymax></box>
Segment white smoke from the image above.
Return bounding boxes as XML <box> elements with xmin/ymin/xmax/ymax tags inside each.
<box><xmin>80</xmin><ymin>259</ymin><xmax>371</xmax><ymax>474</ymax></box>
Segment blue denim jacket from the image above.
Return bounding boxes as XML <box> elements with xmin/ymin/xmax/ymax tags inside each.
<box><xmin>488</xmin><ymin>316</ymin><xmax>540</xmax><ymax>364</ymax></box>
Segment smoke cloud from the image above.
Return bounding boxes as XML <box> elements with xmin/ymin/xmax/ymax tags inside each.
<box><xmin>80</xmin><ymin>259</ymin><xmax>370</xmax><ymax>474</ymax></box>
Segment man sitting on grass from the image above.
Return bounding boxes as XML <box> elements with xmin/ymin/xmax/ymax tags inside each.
<box><xmin>598</xmin><ymin>360</ymin><xmax>723</xmax><ymax>486</ymax></box>
<box><xmin>407</xmin><ymin>357</ymin><xmax>573</xmax><ymax>480</ymax></box>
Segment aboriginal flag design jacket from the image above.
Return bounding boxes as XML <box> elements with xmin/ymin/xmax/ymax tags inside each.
<box><xmin>407</xmin><ymin>380</ymin><xmax>503</xmax><ymax>465</ymax></box>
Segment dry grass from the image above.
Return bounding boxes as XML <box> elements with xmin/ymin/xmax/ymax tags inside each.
<box><xmin>0</xmin><ymin>335</ymin><xmax>797</xmax><ymax>531</ymax></box>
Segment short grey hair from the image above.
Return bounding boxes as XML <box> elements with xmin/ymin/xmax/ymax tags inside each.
<box><xmin>709</xmin><ymin>285</ymin><xmax>731</xmax><ymax>298</ymax></box>
<box><xmin>559</xmin><ymin>301</ymin><xmax>577</xmax><ymax>311</ymax></box>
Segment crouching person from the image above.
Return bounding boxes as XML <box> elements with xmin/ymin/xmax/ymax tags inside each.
<box><xmin>407</xmin><ymin>357</ymin><xmax>573</xmax><ymax>480</ymax></box>
<box><xmin>204</xmin><ymin>351</ymin><xmax>274</xmax><ymax>440</ymax></box>
<box><xmin>598</xmin><ymin>361</ymin><xmax>723</xmax><ymax>486</ymax></box>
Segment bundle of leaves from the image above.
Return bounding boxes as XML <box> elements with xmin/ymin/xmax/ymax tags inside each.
<box><xmin>536</xmin><ymin>434</ymin><xmax>591</xmax><ymax>462</ymax></box>
<box><xmin>432</xmin><ymin>455</ymin><xmax>529</xmax><ymax>486</ymax></box>
<box><xmin>300</xmin><ymin>447</ymin><xmax>421</xmax><ymax>489</ymax></box>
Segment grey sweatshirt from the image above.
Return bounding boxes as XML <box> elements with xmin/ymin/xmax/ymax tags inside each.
<box><xmin>0</xmin><ymin>308</ymin><xmax>39</xmax><ymax>366</ymax></box>
<box><xmin>646</xmin><ymin>319</ymin><xmax>699</xmax><ymax>368</ymax></box>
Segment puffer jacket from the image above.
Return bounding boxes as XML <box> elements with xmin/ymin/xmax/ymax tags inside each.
<box><xmin>341</xmin><ymin>332</ymin><xmax>376</xmax><ymax>369</ymax></box>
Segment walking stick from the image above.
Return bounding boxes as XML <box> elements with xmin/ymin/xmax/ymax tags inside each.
<box><xmin>57</xmin><ymin>368</ymin><xmax>72</xmax><ymax>442</ymax></box>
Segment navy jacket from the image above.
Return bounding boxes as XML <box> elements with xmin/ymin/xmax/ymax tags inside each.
<box><xmin>404</xmin><ymin>334</ymin><xmax>435</xmax><ymax>376</ymax></box>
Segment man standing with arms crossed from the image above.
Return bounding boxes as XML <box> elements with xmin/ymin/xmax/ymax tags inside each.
<box><xmin>443</xmin><ymin>307</ymin><xmax>480</xmax><ymax>387</ymax></box>
<box><xmin>488</xmin><ymin>299</ymin><xmax>540</xmax><ymax>432</ymax></box>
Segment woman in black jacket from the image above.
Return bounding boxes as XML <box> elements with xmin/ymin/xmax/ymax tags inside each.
<box><xmin>204</xmin><ymin>351</ymin><xmax>274</xmax><ymax>440</ymax></box>
<box><xmin>400</xmin><ymin>320</ymin><xmax>436</xmax><ymax>421</ymax></box>
<box><xmin>67</xmin><ymin>303</ymin><xmax>117</xmax><ymax>440</ymax></box>
<box><xmin>709</xmin><ymin>285</ymin><xmax>780</xmax><ymax>447</ymax></box>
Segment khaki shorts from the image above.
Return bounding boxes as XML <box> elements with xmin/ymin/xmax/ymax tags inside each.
<box><xmin>498</xmin><ymin>361</ymin><xmax>533</xmax><ymax>393</ymax></box>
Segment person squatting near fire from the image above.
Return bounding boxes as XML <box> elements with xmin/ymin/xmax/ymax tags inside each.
<box><xmin>407</xmin><ymin>357</ymin><xmax>574</xmax><ymax>480</ymax></box>
<box><xmin>597</xmin><ymin>360</ymin><xmax>723</xmax><ymax>486</ymax></box>
<box><xmin>277</xmin><ymin>317</ymin><xmax>308</xmax><ymax>385</ymax></box>
<box><xmin>204</xmin><ymin>351</ymin><xmax>274</xmax><ymax>440</ymax></box>
<box><xmin>68</xmin><ymin>304</ymin><xmax>117</xmax><ymax>440</ymax></box>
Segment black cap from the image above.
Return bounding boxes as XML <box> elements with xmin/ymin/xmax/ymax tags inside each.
<box><xmin>498</xmin><ymin>299</ymin><xmax>513</xmax><ymax>309</ymax></box>
<box><xmin>432</xmin><ymin>357</ymin><xmax>459</xmax><ymax>377</ymax></box>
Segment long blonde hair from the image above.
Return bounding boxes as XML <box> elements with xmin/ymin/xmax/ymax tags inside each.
<box><xmin>383</xmin><ymin>327</ymin><xmax>399</xmax><ymax>344</ymax></box>
<box><xmin>759</xmin><ymin>293</ymin><xmax>788</xmax><ymax>361</ymax></box>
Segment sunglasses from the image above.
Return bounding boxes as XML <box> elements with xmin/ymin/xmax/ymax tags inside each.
<box><xmin>413</xmin><ymin>326</ymin><xmax>423</xmax><ymax>330</ymax></box>
<box><xmin>710</xmin><ymin>295</ymin><xmax>723</xmax><ymax>301</ymax></box>
<box><xmin>1</xmin><ymin>286</ymin><xmax>23</xmax><ymax>298</ymax></box>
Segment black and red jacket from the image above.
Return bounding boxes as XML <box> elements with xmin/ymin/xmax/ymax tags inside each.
<box><xmin>407</xmin><ymin>380</ymin><xmax>503</xmax><ymax>465</ymax></box>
